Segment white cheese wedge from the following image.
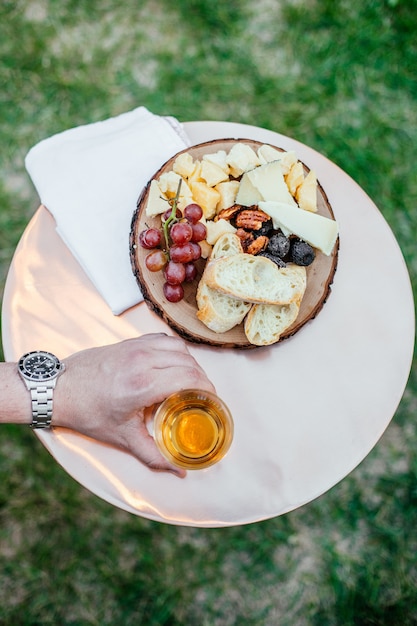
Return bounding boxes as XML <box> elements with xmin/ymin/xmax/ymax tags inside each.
<box><xmin>259</xmin><ymin>201</ymin><xmax>339</xmax><ymax>256</ymax></box>
<box><xmin>247</xmin><ymin>161</ymin><xmax>297</xmax><ymax>206</ymax></box>
<box><xmin>235</xmin><ymin>172</ymin><xmax>263</xmax><ymax>206</ymax></box>
<box><xmin>145</xmin><ymin>180</ymin><xmax>169</xmax><ymax>217</ymax></box>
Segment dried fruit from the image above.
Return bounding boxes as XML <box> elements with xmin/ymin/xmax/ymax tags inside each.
<box><xmin>267</xmin><ymin>232</ymin><xmax>290</xmax><ymax>259</ymax></box>
<box><xmin>246</xmin><ymin>235</ymin><xmax>269</xmax><ymax>255</ymax></box>
<box><xmin>259</xmin><ymin>251</ymin><xmax>287</xmax><ymax>268</ymax></box>
<box><xmin>290</xmin><ymin>240</ymin><xmax>315</xmax><ymax>266</ymax></box>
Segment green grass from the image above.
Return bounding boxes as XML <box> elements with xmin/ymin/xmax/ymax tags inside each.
<box><xmin>1</xmin><ymin>0</ymin><xmax>416</xmax><ymax>624</ymax></box>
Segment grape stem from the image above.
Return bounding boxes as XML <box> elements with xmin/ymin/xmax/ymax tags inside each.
<box><xmin>162</xmin><ymin>178</ymin><xmax>182</xmax><ymax>257</ymax></box>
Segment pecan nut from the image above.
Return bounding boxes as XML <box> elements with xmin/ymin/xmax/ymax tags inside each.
<box><xmin>235</xmin><ymin>228</ymin><xmax>255</xmax><ymax>251</ymax></box>
<box><xmin>246</xmin><ymin>235</ymin><xmax>269</xmax><ymax>255</ymax></box>
<box><xmin>235</xmin><ymin>209</ymin><xmax>271</xmax><ymax>231</ymax></box>
<box><xmin>217</xmin><ymin>204</ymin><xmax>243</xmax><ymax>221</ymax></box>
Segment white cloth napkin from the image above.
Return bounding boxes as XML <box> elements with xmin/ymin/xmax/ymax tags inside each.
<box><xmin>25</xmin><ymin>107</ymin><xmax>190</xmax><ymax>314</ymax></box>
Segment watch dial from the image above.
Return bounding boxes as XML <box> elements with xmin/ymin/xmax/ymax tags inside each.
<box><xmin>19</xmin><ymin>351</ymin><xmax>61</xmax><ymax>381</ymax></box>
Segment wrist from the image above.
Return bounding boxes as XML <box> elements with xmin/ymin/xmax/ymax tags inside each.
<box><xmin>0</xmin><ymin>363</ymin><xmax>32</xmax><ymax>425</ymax></box>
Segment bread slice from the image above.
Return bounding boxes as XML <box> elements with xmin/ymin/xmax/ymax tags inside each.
<box><xmin>204</xmin><ymin>254</ymin><xmax>306</xmax><ymax>305</ymax></box>
<box><xmin>196</xmin><ymin>233</ymin><xmax>251</xmax><ymax>333</ymax></box>
<box><xmin>210</xmin><ymin>231</ymin><xmax>243</xmax><ymax>258</ymax></box>
<box><xmin>244</xmin><ymin>301</ymin><xmax>300</xmax><ymax>346</ymax></box>
<box><xmin>196</xmin><ymin>281</ymin><xmax>252</xmax><ymax>332</ymax></box>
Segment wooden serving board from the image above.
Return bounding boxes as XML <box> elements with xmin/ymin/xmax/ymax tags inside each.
<box><xmin>130</xmin><ymin>138</ymin><xmax>339</xmax><ymax>349</ymax></box>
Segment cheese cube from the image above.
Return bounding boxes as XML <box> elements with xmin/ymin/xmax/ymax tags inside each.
<box><xmin>202</xmin><ymin>150</ymin><xmax>230</xmax><ymax>174</ymax></box>
<box><xmin>145</xmin><ymin>180</ymin><xmax>169</xmax><ymax>217</ymax></box>
<box><xmin>247</xmin><ymin>160</ymin><xmax>297</xmax><ymax>206</ymax></box>
<box><xmin>188</xmin><ymin>161</ymin><xmax>204</xmax><ymax>184</ymax></box>
<box><xmin>190</xmin><ymin>182</ymin><xmax>220</xmax><ymax>219</ymax></box>
<box><xmin>260</xmin><ymin>201</ymin><xmax>338</xmax><ymax>255</ymax></box>
<box><xmin>275</xmin><ymin>151</ymin><xmax>297</xmax><ymax>175</ymax></box>
<box><xmin>295</xmin><ymin>170</ymin><xmax>317</xmax><ymax>212</ymax></box>
<box><xmin>285</xmin><ymin>161</ymin><xmax>305</xmax><ymax>196</ymax></box>
<box><xmin>200</xmin><ymin>160</ymin><xmax>230</xmax><ymax>187</ymax></box>
<box><xmin>257</xmin><ymin>144</ymin><xmax>284</xmax><ymax>165</ymax></box>
<box><xmin>226</xmin><ymin>144</ymin><xmax>260</xmax><ymax>177</ymax></box>
<box><xmin>205</xmin><ymin>218</ymin><xmax>237</xmax><ymax>245</ymax></box>
<box><xmin>215</xmin><ymin>180</ymin><xmax>240</xmax><ymax>211</ymax></box>
<box><xmin>199</xmin><ymin>239</ymin><xmax>213</xmax><ymax>259</ymax></box>
<box><xmin>158</xmin><ymin>171</ymin><xmax>192</xmax><ymax>199</ymax></box>
<box><xmin>177</xmin><ymin>193</ymin><xmax>195</xmax><ymax>212</ymax></box>
<box><xmin>173</xmin><ymin>152</ymin><xmax>195</xmax><ymax>179</ymax></box>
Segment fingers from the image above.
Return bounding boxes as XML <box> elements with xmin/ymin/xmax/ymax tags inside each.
<box><xmin>129</xmin><ymin>420</ymin><xmax>186</xmax><ymax>478</ymax></box>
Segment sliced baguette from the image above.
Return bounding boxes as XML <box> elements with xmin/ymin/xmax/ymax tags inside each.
<box><xmin>196</xmin><ymin>281</ymin><xmax>252</xmax><ymax>332</ymax></box>
<box><xmin>210</xmin><ymin>231</ymin><xmax>244</xmax><ymax>258</ymax></box>
<box><xmin>196</xmin><ymin>233</ymin><xmax>251</xmax><ymax>333</ymax></box>
<box><xmin>244</xmin><ymin>301</ymin><xmax>300</xmax><ymax>346</ymax></box>
<box><xmin>204</xmin><ymin>254</ymin><xmax>306</xmax><ymax>305</ymax></box>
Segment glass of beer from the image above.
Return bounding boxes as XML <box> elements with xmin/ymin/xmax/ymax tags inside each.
<box><xmin>153</xmin><ymin>389</ymin><xmax>234</xmax><ymax>470</ymax></box>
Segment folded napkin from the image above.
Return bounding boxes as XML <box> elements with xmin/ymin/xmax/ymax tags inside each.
<box><xmin>25</xmin><ymin>106</ymin><xmax>190</xmax><ymax>314</ymax></box>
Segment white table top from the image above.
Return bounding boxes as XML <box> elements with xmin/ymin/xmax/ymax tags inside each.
<box><xmin>2</xmin><ymin>121</ymin><xmax>415</xmax><ymax>527</ymax></box>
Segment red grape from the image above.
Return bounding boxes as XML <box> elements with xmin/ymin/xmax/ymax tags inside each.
<box><xmin>184</xmin><ymin>203</ymin><xmax>203</xmax><ymax>224</ymax></box>
<box><xmin>191</xmin><ymin>221</ymin><xmax>207</xmax><ymax>243</ymax></box>
<box><xmin>164</xmin><ymin>260</ymin><xmax>186</xmax><ymax>285</ymax></box>
<box><xmin>139</xmin><ymin>227</ymin><xmax>162</xmax><ymax>249</ymax></box>
<box><xmin>145</xmin><ymin>249</ymin><xmax>167</xmax><ymax>271</ymax></box>
<box><xmin>184</xmin><ymin>262</ymin><xmax>197</xmax><ymax>282</ymax></box>
<box><xmin>170</xmin><ymin>221</ymin><xmax>193</xmax><ymax>245</ymax></box>
<box><xmin>170</xmin><ymin>243</ymin><xmax>195</xmax><ymax>263</ymax></box>
<box><xmin>189</xmin><ymin>242</ymin><xmax>202</xmax><ymax>261</ymax></box>
<box><xmin>163</xmin><ymin>282</ymin><xmax>184</xmax><ymax>303</ymax></box>
<box><xmin>162</xmin><ymin>207</ymin><xmax>182</xmax><ymax>222</ymax></box>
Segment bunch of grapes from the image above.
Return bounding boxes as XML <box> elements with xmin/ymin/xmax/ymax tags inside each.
<box><xmin>139</xmin><ymin>201</ymin><xmax>206</xmax><ymax>303</ymax></box>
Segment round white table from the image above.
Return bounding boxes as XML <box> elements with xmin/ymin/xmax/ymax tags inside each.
<box><xmin>2</xmin><ymin>121</ymin><xmax>414</xmax><ymax>527</ymax></box>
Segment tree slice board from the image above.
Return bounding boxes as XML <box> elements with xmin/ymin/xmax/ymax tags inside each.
<box><xmin>130</xmin><ymin>139</ymin><xmax>339</xmax><ymax>349</ymax></box>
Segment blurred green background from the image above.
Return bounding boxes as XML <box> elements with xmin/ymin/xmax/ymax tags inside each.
<box><xmin>1</xmin><ymin>1</ymin><xmax>416</xmax><ymax>624</ymax></box>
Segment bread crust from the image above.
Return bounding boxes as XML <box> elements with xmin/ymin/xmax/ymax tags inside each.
<box><xmin>204</xmin><ymin>254</ymin><xmax>306</xmax><ymax>305</ymax></box>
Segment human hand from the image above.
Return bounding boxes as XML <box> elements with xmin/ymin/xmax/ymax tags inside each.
<box><xmin>54</xmin><ymin>334</ymin><xmax>216</xmax><ymax>477</ymax></box>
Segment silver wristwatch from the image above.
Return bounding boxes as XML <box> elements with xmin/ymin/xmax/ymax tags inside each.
<box><xmin>18</xmin><ymin>350</ymin><xmax>65</xmax><ymax>429</ymax></box>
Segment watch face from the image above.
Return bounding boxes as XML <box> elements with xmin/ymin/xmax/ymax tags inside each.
<box><xmin>18</xmin><ymin>351</ymin><xmax>61</xmax><ymax>381</ymax></box>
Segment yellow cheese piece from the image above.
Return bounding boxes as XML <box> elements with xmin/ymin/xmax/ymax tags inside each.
<box><xmin>188</xmin><ymin>161</ymin><xmax>204</xmax><ymax>184</ymax></box>
<box><xmin>200</xmin><ymin>160</ymin><xmax>230</xmax><ymax>187</ymax></box>
<box><xmin>205</xmin><ymin>218</ymin><xmax>237</xmax><ymax>245</ymax></box>
<box><xmin>257</xmin><ymin>146</ymin><xmax>297</xmax><ymax>174</ymax></box>
<box><xmin>145</xmin><ymin>180</ymin><xmax>169</xmax><ymax>217</ymax></box>
<box><xmin>257</xmin><ymin>144</ymin><xmax>284</xmax><ymax>165</ymax></box>
<box><xmin>202</xmin><ymin>150</ymin><xmax>230</xmax><ymax>174</ymax></box>
<box><xmin>173</xmin><ymin>152</ymin><xmax>195</xmax><ymax>179</ymax></box>
<box><xmin>295</xmin><ymin>170</ymin><xmax>317</xmax><ymax>213</ymax></box>
<box><xmin>226</xmin><ymin>144</ymin><xmax>260</xmax><ymax>177</ymax></box>
<box><xmin>215</xmin><ymin>180</ymin><xmax>240</xmax><ymax>211</ymax></box>
<box><xmin>285</xmin><ymin>161</ymin><xmax>305</xmax><ymax>196</ymax></box>
<box><xmin>247</xmin><ymin>161</ymin><xmax>297</xmax><ymax>206</ymax></box>
<box><xmin>260</xmin><ymin>201</ymin><xmax>338</xmax><ymax>256</ymax></box>
<box><xmin>190</xmin><ymin>182</ymin><xmax>220</xmax><ymax>219</ymax></box>
<box><xmin>158</xmin><ymin>171</ymin><xmax>192</xmax><ymax>199</ymax></box>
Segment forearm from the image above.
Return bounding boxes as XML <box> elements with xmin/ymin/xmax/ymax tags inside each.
<box><xmin>0</xmin><ymin>362</ymin><xmax>32</xmax><ymax>425</ymax></box>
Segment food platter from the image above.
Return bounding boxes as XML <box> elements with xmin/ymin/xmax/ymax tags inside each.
<box><xmin>130</xmin><ymin>138</ymin><xmax>339</xmax><ymax>348</ymax></box>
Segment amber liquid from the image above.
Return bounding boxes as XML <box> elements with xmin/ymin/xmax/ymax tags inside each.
<box><xmin>154</xmin><ymin>390</ymin><xmax>233</xmax><ymax>469</ymax></box>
